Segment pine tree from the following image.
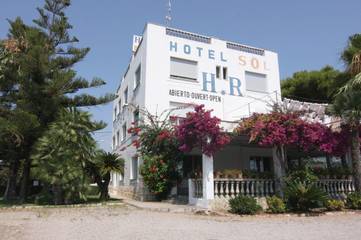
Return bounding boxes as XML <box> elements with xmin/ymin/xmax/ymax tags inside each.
<box><xmin>0</xmin><ymin>0</ymin><xmax>115</xmax><ymax>202</ymax></box>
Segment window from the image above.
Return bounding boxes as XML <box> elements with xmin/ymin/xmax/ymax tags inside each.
<box><xmin>118</xmin><ymin>99</ymin><xmax>122</xmax><ymax>113</ymax></box>
<box><xmin>133</xmin><ymin>109</ymin><xmax>140</xmax><ymax>126</ymax></box>
<box><xmin>130</xmin><ymin>156</ymin><xmax>138</xmax><ymax>180</ymax></box>
<box><xmin>249</xmin><ymin>156</ymin><xmax>271</xmax><ymax>172</ymax></box>
<box><xmin>124</xmin><ymin>87</ymin><xmax>128</xmax><ymax>104</ymax></box>
<box><xmin>223</xmin><ymin>67</ymin><xmax>228</xmax><ymax>80</ymax></box>
<box><xmin>114</xmin><ymin>106</ymin><xmax>117</xmax><ymax>120</ymax></box>
<box><xmin>170</xmin><ymin>57</ymin><xmax>197</xmax><ymax>81</ymax></box>
<box><xmin>122</xmin><ymin>123</ymin><xmax>127</xmax><ymax>141</ymax></box>
<box><xmin>116</xmin><ymin>131</ymin><xmax>120</xmax><ymax>146</ymax></box>
<box><xmin>112</xmin><ymin>136</ymin><xmax>116</xmax><ymax>149</ymax></box>
<box><xmin>216</xmin><ymin>66</ymin><xmax>221</xmax><ymax>79</ymax></box>
<box><xmin>134</xmin><ymin>65</ymin><xmax>141</xmax><ymax>90</ymax></box>
<box><xmin>245</xmin><ymin>71</ymin><xmax>268</xmax><ymax>93</ymax></box>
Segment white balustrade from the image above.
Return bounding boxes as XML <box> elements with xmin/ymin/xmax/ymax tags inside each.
<box><xmin>191</xmin><ymin>178</ymin><xmax>203</xmax><ymax>198</ymax></box>
<box><xmin>213</xmin><ymin>178</ymin><xmax>355</xmax><ymax>199</ymax></box>
<box><xmin>214</xmin><ymin>178</ymin><xmax>276</xmax><ymax>199</ymax></box>
<box><xmin>316</xmin><ymin>179</ymin><xmax>355</xmax><ymax>198</ymax></box>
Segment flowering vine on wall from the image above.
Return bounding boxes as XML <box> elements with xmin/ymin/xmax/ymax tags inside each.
<box><xmin>175</xmin><ymin>104</ymin><xmax>231</xmax><ymax>156</ymax></box>
<box><xmin>235</xmin><ymin>112</ymin><xmax>349</xmax><ymax>156</ymax></box>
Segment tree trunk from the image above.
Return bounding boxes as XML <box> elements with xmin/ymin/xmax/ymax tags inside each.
<box><xmin>99</xmin><ymin>173</ymin><xmax>110</xmax><ymax>201</ymax></box>
<box><xmin>341</xmin><ymin>155</ymin><xmax>348</xmax><ymax>169</ymax></box>
<box><xmin>326</xmin><ymin>155</ymin><xmax>332</xmax><ymax>169</ymax></box>
<box><xmin>19</xmin><ymin>158</ymin><xmax>31</xmax><ymax>203</ymax></box>
<box><xmin>351</xmin><ymin>128</ymin><xmax>361</xmax><ymax>193</ymax></box>
<box><xmin>272</xmin><ymin>145</ymin><xmax>287</xmax><ymax>197</ymax></box>
<box><xmin>52</xmin><ymin>184</ymin><xmax>64</xmax><ymax>205</ymax></box>
<box><xmin>4</xmin><ymin>160</ymin><xmax>19</xmax><ymax>201</ymax></box>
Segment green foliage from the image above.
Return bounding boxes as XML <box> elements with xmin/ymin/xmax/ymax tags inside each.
<box><xmin>92</xmin><ymin>151</ymin><xmax>124</xmax><ymax>177</ymax></box>
<box><xmin>140</xmin><ymin>155</ymin><xmax>173</xmax><ymax>197</ymax></box>
<box><xmin>330</xmin><ymin>87</ymin><xmax>361</xmax><ymax>125</ymax></box>
<box><xmin>229</xmin><ymin>196</ymin><xmax>262</xmax><ymax>215</ymax></box>
<box><xmin>85</xmin><ymin>151</ymin><xmax>124</xmax><ymax>200</ymax></box>
<box><xmin>341</xmin><ymin>34</ymin><xmax>361</xmax><ymax>66</ymax></box>
<box><xmin>133</xmin><ymin>109</ymin><xmax>182</xmax><ymax>198</ymax></box>
<box><xmin>136</xmin><ymin>110</ymin><xmax>180</xmax><ymax>160</ymax></box>
<box><xmin>281</xmin><ymin>66</ymin><xmax>348</xmax><ymax>103</ymax></box>
<box><xmin>285</xmin><ymin>166</ymin><xmax>327</xmax><ymax>212</ymax></box>
<box><xmin>31</xmin><ymin>108</ymin><xmax>101</xmax><ymax>204</ymax></box>
<box><xmin>326</xmin><ymin>199</ymin><xmax>345</xmax><ymax>211</ymax></box>
<box><xmin>286</xmin><ymin>165</ymin><xmax>319</xmax><ymax>184</ymax></box>
<box><xmin>266</xmin><ymin>196</ymin><xmax>286</xmax><ymax>213</ymax></box>
<box><xmin>0</xmin><ymin>0</ymin><xmax>114</xmax><ymax>201</ymax></box>
<box><xmin>285</xmin><ymin>181</ymin><xmax>328</xmax><ymax>212</ymax></box>
<box><xmin>346</xmin><ymin>193</ymin><xmax>361</xmax><ymax>209</ymax></box>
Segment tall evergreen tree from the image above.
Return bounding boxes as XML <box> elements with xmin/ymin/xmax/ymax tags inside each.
<box><xmin>0</xmin><ymin>0</ymin><xmax>115</xmax><ymax>202</ymax></box>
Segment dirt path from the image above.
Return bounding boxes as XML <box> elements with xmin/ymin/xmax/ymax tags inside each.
<box><xmin>1</xmin><ymin>206</ymin><xmax>360</xmax><ymax>240</ymax></box>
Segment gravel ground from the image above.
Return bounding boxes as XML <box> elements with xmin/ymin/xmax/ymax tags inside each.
<box><xmin>0</xmin><ymin>205</ymin><xmax>361</xmax><ymax>240</ymax></box>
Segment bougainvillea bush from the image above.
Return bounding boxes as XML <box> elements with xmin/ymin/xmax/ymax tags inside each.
<box><xmin>175</xmin><ymin>105</ymin><xmax>231</xmax><ymax>156</ymax></box>
<box><xmin>235</xmin><ymin>112</ymin><xmax>342</xmax><ymax>155</ymax></box>
<box><xmin>127</xmin><ymin>110</ymin><xmax>182</xmax><ymax>198</ymax></box>
<box><xmin>127</xmin><ymin>105</ymin><xmax>232</xmax><ymax>199</ymax></box>
<box><xmin>140</xmin><ymin>155</ymin><xmax>173</xmax><ymax>198</ymax></box>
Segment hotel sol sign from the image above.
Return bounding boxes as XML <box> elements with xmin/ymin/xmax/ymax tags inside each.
<box><xmin>168</xmin><ymin>40</ymin><xmax>270</xmax><ymax>102</ymax></box>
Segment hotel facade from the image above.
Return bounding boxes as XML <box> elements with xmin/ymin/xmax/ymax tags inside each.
<box><xmin>111</xmin><ymin>23</ymin><xmax>303</xmax><ymax>207</ymax></box>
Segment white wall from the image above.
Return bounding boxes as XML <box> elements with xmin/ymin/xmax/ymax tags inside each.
<box><xmin>112</xmin><ymin>23</ymin><xmax>281</xmax><ymax>188</ymax></box>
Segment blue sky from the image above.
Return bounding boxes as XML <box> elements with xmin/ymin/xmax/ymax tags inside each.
<box><xmin>1</xmin><ymin>0</ymin><xmax>360</xmax><ymax>151</ymax></box>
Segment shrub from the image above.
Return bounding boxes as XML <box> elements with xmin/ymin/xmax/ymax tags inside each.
<box><xmin>140</xmin><ymin>155</ymin><xmax>176</xmax><ymax>199</ymax></box>
<box><xmin>285</xmin><ymin>181</ymin><xmax>328</xmax><ymax>212</ymax></box>
<box><xmin>326</xmin><ymin>199</ymin><xmax>345</xmax><ymax>211</ymax></box>
<box><xmin>346</xmin><ymin>193</ymin><xmax>361</xmax><ymax>209</ymax></box>
<box><xmin>286</xmin><ymin>165</ymin><xmax>318</xmax><ymax>184</ymax></box>
<box><xmin>266</xmin><ymin>196</ymin><xmax>286</xmax><ymax>213</ymax></box>
<box><xmin>229</xmin><ymin>196</ymin><xmax>262</xmax><ymax>215</ymax></box>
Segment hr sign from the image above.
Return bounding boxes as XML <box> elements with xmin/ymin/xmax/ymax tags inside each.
<box><xmin>169</xmin><ymin>41</ymin><xmax>269</xmax><ymax>97</ymax></box>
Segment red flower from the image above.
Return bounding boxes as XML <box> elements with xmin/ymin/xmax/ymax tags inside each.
<box><xmin>132</xmin><ymin>140</ymin><xmax>140</xmax><ymax>148</ymax></box>
<box><xmin>175</xmin><ymin>105</ymin><xmax>230</xmax><ymax>156</ymax></box>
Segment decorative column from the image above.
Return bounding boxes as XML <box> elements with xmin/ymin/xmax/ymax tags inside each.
<box><xmin>112</xmin><ymin>172</ymin><xmax>118</xmax><ymax>188</ymax></box>
<box><xmin>202</xmin><ymin>154</ymin><xmax>214</xmax><ymax>208</ymax></box>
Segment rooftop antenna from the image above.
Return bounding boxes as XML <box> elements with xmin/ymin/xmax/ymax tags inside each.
<box><xmin>165</xmin><ymin>0</ymin><xmax>172</xmax><ymax>26</ymax></box>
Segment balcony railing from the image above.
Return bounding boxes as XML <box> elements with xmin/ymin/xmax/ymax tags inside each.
<box><xmin>189</xmin><ymin>178</ymin><xmax>355</xmax><ymax>200</ymax></box>
<box><xmin>214</xmin><ymin>178</ymin><xmax>275</xmax><ymax>198</ymax></box>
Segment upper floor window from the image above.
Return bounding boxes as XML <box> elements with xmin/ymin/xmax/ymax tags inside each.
<box><xmin>122</xmin><ymin>123</ymin><xmax>127</xmax><ymax>141</ymax></box>
<box><xmin>170</xmin><ymin>57</ymin><xmax>197</xmax><ymax>81</ymax></box>
<box><xmin>222</xmin><ymin>67</ymin><xmax>228</xmax><ymax>80</ymax></box>
<box><xmin>118</xmin><ymin>99</ymin><xmax>122</xmax><ymax>113</ymax></box>
<box><xmin>245</xmin><ymin>71</ymin><xmax>268</xmax><ymax>93</ymax></box>
<box><xmin>130</xmin><ymin>156</ymin><xmax>138</xmax><ymax>180</ymax></box>
<box><xmin>116</xmin><ymin>131</ymin><xmax>120</xmax><ymax>146</ymax></box>
<box><xmin>134</xmin><ymin>65</ymin><xmax>141</xmax><ymax>90</ymax></box>
<box><xmin>133</xmin><ymin>109</ymin><xmax>140</xmax><ymax>127</ymax></box>
<box><xmin>124</xmin><ymin>87</ymin><xmax>128</xmax><ymax>104</ymax></box>
<box><xmin>216</xmin><ymin>66</ymin><xmax>221</xmax><ymax>79</ymax></box>
<box><xmin>114</xmin><ymin>106</ymin><xmax>117</xmax><ymax>120</ymax></box>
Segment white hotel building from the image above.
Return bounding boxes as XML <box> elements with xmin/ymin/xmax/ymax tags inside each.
<box><xmin>111</xmin><ymin>23</ymin><xmax>282</xmax><ymax>207</ymax></box>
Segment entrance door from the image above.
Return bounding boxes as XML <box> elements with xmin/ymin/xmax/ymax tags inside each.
<box><xmin>177</xmin><ymin>155</ymin><xmax>202</xmax><ymax>196</ymax></box>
